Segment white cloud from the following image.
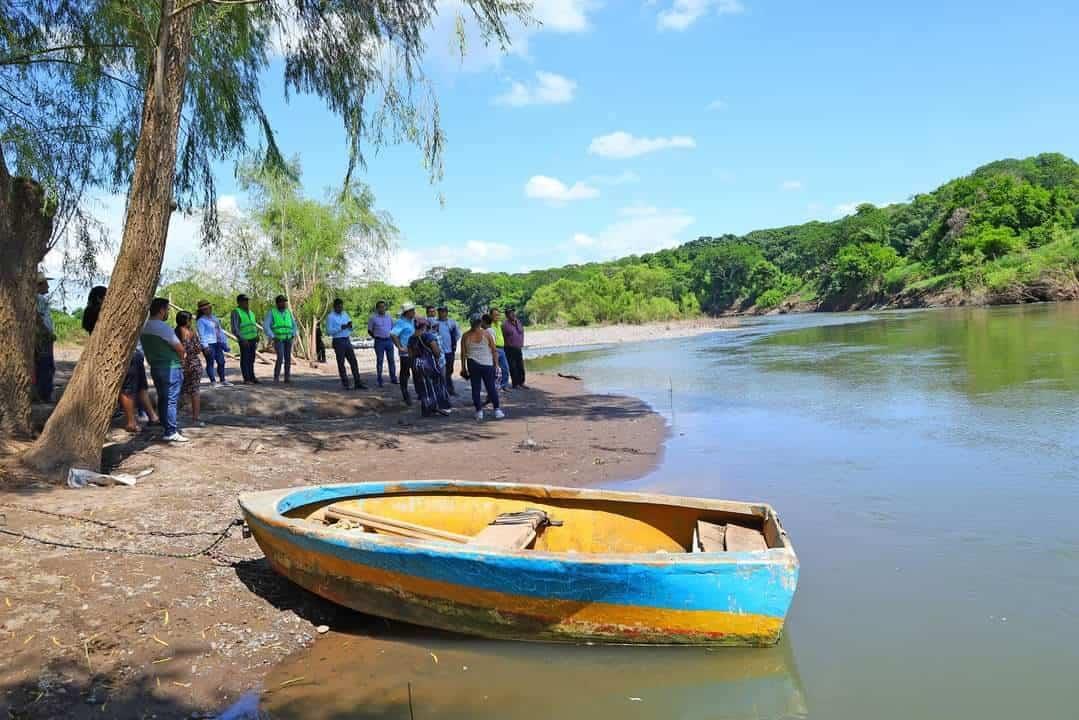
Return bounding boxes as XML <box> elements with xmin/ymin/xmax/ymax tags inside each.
<box><xmin>524</xmin><ymin>175</ymin><xmax>600</xmax><ymax>203</ymax></box>
<box><xmin>532</xmin><ymin>0</ymin><xmax>597</xmax><ymax>32</ymax></box>
<box><xmin>781</xmin><ymin>180</ymin><xmax>803</xmax><ymax>191</ymax></box>
<box><xmin>589</xmin><ymin>170</ymin><xmax>640</xmax><ymax>185</ymax></box>
<box><xmin>495</xmin><ymin>71</ymin><xmax>576</xmax><ymax>106</ymax></box>
<box><xmin>566</xmin><ymin>206</ymin><xmax>695</xmax><ymax>262</ymax></box>
<box><xmin>386</xmin><ymin>240</ymin><xmax>514</xmax><ymax>284</ymax></box>
<box><xmin>707</xmin><ymin>98</ymin><xmax>727</xmax><ymax>111</ymax></box>
<box><xmin>658</xmin><ymin>0</ymin><xmax>745</xmax><ymax>31</ymax></box>
<box><xmin>588</xmin><ymin>131</ymin><xmax>696</xmax><ymax>159</ymax></box>
<box><xmin>427</xmin><ymin>0</ymin><xmax>599</xmax><ymax>72</ymax></box>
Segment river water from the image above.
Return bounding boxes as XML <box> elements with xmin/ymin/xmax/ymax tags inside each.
<box><xmin>255</xmin><ymin>303</ymin><xmax>1079</xmax><ymax>719</ymax></box>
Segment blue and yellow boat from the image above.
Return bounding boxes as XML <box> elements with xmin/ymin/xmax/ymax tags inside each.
<box><xmin>238</xmin><ymin>480</ymin><xmax>799</xmax><ymax>646</ymax></box>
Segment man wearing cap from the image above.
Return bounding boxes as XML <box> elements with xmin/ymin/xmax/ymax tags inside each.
<box><xmin>435</xmin><ymin>305</ymin><xmax>460</xmax><ymax>396</ymax></box>
<box><xmin>263</xmin><ymin>295</ymin><xmax>296</xmax><ymax>383</ymax></box>
<box><xmin>195</xmin><ymin>300</ymin><xmax>230</xmax><ymax>386</ymax></box>
<box><xmin>390</xmin><ymin>302</ymin><xmax>417</xmax><ymax>404</ymax></box>
<box><xmin>33</xmin><ymin>272</ymin><xmax>56</xmax><ymax>402</ymax></box>
<box><xmin>230</xmin><ymin>294</ymin><xmax>260</xmax><ymax>384</ymax></box>
<box><xmin>502</xmin><ymin>307</ymin><xmax>527</xmax><ymax>389</ymax></box>
<box><xmin>367</xmin><ymin>300</ymin><xmax>397</xmax><ymax>386</ymax></box>
<box><xmin>326</xmin><ymin>298</ymin><xmax>367</xmax><ymax>390</ymax></box>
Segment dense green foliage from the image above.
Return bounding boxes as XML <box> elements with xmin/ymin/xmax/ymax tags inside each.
<box><xmin>159</xmin><ymin>153</ymin><xmax>1079</xmax><ymax>328</ymax></box>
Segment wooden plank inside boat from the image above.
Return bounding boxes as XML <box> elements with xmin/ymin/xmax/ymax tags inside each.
<box><xmin>696</xmin><ymin>520</ymin><xmax>727</xmax><ymax>552</ymax></box>
<box><xmin>469</xmin><ymin>523</ymin><xmax>538</xmax><ymax>550</ymax></box>
<box><xmin>725</xmin><ymin>523</ymin><xmax>769</xmax><ymax>552</ymax></box>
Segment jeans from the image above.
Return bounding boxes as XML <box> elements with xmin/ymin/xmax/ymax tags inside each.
<box><xmin>444</xmin><ymin>352</ymin><xmax>456</xmax><ymax>394</ymax></box>
<box><xmin>467</xmin><ymin>359</ymin><xmax>500</xmax><ymax>411</ymax></box>
<box><xmin>150</xmin><ymin>366</ymin><xmax>182</xmax><ymax>436</ymax></box>
<box><xmin>203</xmin><ymin>342</ymin><xmax>226</xmax><ymax>383</ymax></box>
<box><xmin>34</xmin><ymin>341</ymin><xmax>55</xmax><ymax>402</ymax></box>
<box><xmin>332</xmin><ymin>337</ymin><xmax>362</xmax><ymax>388</ymax></box>
<box><xmin>496</xmin><ymin>348</ymin><xmax>510</xmax><ymax>389</ymax></box>
<box><xmin>238</xmin><ymin>339</ymin><xmax>258</xmax><ymax>381</ymax></box>
<box><xmin>398</xmin><ymin>354</ymin><xmax>413</xmax><ymax>403</ymax></box>
<box><xmin>505</xmin><ymin>345</ymin><xmax>526</xmax><ymax>387</ymax></box>
<box><xmin>274</xmin><ymin>338</ymin><xmax>293</xmax><ymax>381</ymax></box>
<box><xmin>373</xmin><ymin>338</ymin><xmax>397</xmax><ymax>384</ymax></box>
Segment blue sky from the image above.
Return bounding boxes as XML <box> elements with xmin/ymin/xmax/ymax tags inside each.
<box><xmin>51</xmin><ymin>0</ymin><xmax>1079</xmax><ymax>290</ymax></box>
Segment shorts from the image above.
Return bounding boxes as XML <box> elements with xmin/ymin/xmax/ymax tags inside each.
<box><xmin>121</xmin><ymin>350</ymin><xmax>149</xmax><ymax>396</ymax></box>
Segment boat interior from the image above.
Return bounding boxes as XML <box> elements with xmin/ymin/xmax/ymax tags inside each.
<box><xmin>291</xmin><ymin>490</ymin><xmax>785</xmax><ymax>555</ymax></box>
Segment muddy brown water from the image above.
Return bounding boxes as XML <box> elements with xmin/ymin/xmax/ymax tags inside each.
<box><xmin>243</xmin><ymin>303</ymin><xmax>1079</xmax><ymax>719</ymax></box>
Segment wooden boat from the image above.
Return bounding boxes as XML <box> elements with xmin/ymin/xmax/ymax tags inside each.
<box><xmin>238</xmin><ymin>480</ymin><xmax>799</xmax><ymax>646</ymax></box>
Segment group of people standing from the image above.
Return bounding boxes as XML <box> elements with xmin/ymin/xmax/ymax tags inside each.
<box><xmin>39</xmin><ymin>282</ymin><xmax>529</xmax><ymax>444</ymax></box>
<box><xmin>363</xmin><ymin>301</ymin><xmax>527</xmax><ymax>421</ymax></box>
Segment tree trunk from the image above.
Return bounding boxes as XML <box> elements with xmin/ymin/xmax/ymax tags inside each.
<box><xmin>0</xmin><ymin>144</ymin><xmax>55</xmax><ymax>438</ymax></box>
<box><xmin>23</xmin><ymin>2</ymin><xmax>195</xmax><ymax>475</ymax></box>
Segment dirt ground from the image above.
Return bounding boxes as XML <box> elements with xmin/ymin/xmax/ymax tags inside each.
<box><xmin>0</xmin><ymin>347</ymin><xmax>665</xmax><ymax>719</ymax></box>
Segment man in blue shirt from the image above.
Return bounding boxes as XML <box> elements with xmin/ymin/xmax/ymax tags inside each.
<box><xmin>366</xmin><ymin>300</ymin><xmax>397</xmax><ymax>387</ymax></box>
<box><xmin>390</xmin><ymin>302</ymin><xmax>417</xmax><ymax>405</ymax></box>
<box><xmin>196</xmin><ymin>300</ymin><xmax>230</xmax><ymax>386</ymax></box>
<box><xmin>326</xmin><ymin>298</ymin><xmax>367</xmax><ymax>390</ymax></box>
<box><xmin>435</xmin><ymin>305</ymin><xmax>460</xmax><ymax>396</ymax></box>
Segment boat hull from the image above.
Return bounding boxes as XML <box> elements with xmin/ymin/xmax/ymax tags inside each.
<box><xmin>240</xmin><ymin>481</ymin><xmax>798</xmax><ymax>646</ymax></box>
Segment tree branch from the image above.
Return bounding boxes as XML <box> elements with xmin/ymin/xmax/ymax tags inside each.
<box><xmin>171</xmin><ymin>0</ymin><xmax>266</xmax><ymax>18</ymax></box>
<box><xmin>4</xmin><ymin>58</ymin><xmax>141</xmax><ymax>92</ymax></box>
<box><xmin>0</xmin><ymin>44</ymin><xmax>135</xmax><ymax>67</ymax></box>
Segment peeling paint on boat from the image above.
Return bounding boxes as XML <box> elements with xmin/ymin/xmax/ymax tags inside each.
<box><xmin>239</xmin><ymin>480</ymin><xmax>799</xmax><ymax>646</ymax></box>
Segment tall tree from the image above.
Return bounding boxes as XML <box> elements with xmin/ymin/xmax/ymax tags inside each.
<box><xmin>14</xmin><ymin>0</ymin><xmax>525</xmax><ymax>475</ymax></box>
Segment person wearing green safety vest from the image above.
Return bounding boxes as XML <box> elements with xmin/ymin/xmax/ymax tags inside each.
<box><xmin>263</xmin><ymin>294</ymin><xmax>296</xmax><ymax>383</ymax></box>
<box><xmin>488</xmin><ymin>307</ymin><xmax>511</xmax><ymax>392</ymax></box>
<box><xmin>230</xmin><ymin>293</ymin><xmax>260</xmax><ymax>384</ymax></box>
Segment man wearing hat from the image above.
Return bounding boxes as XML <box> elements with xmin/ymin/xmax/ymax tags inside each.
<box><xmin>33</xmin><ymin>272</ymin><xmax>56</xmax><ymax>402</ymax></box>
<box><xmin>502</xmin><ymin>306</ymin><xmax>527</xmax><ymax>389</ymax></box>
<box><xmin>390</xmin><ymin>302</ymin><xmax>417</xmax><ymax>404</ymax></box>
<box><xmin>435</xmin><ymin>305</ymin><xmax>460</xmax><ymax>396</ymax></box>
<box><xmin>195</xmin><ymin>300</ymin><xmax>230</xmax><ymax>386</ymax></box>
<box><xmin>230</xmin><ymin>294</ymin><xmax>260</xmax><ymax>384</ymax></box>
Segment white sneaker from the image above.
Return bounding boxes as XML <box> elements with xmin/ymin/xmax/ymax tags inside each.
<box><xmin>494</xmin><ymin>409</ymin><xmax>506</xmax><ymax>420</ymax></box>
<box><xmin>220</xmin><ymin>380</ymin><xmax>233</xmax><ymax>387</ymax></box>
<box><xmin>475</xmin><ymin>410</ymin><xmax>484</xmax><ymax>422</ymax></box>
<box><xmin>137</xmin><ymin>412</ymin><xmax>149</xmax><ymax>423</ymax></box>
<box><xmin>163</xmin><ymin>432</ymin><xmax>190</xmax><ymax>443</ymax></box>
<box><xmin>436</xmin><ymin>408</ymin><xmax>452</xmax><ymax>416</ymax></box>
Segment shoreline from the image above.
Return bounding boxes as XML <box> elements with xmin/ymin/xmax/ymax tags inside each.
<box><xmin>0</xmin><ymin>361</ymin><xmax>667</xmax><ymax>718</ymax></box>
<box><xmin>524</xmin><ymin>317</ymin><xmax>737</xmax><ymax>352</ymax></box>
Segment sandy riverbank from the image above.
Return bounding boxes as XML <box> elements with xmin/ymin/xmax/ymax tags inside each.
<box><xmin>525</xmin><ymin>317</ymin><xmax>738</xmax><ymax>351</ymax></box>
<box><xmin>0</xmin><ymin>353</ymin><xmax>665</xmax><ymax>718</ymax></box>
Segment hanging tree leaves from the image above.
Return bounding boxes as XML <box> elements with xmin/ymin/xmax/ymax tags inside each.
<box><xmin>6</xmin><ymin>0</ymin><xmax>530</xmax><ymax>474</ymax></box>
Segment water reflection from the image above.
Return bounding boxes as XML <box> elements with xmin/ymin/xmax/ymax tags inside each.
<box><xmin>749</xmin><ymin>304</ymin><xmax>1079</xmax><ymax>396</ymax></box>
<box><xmin>256</xmin><ymin>622</ymin><xmax>808</xmax><ymax>720</ymax></box>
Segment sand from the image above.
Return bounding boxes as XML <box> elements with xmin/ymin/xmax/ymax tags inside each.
<box><xmin>0</xmin><ymin>349</ymin><xmax>665</xmax><ymax>718</ymax></box>
<box><xmin>524</xmin><ymin>317</ymin><xmax>737</xmax><ymax>351</ymax></box>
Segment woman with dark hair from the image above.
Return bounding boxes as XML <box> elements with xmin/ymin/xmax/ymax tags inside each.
<box><xmin>407</xmin><ymin>317</ymin><xmax>452</xmax><ymax>417</ymax></box>
<box><xmin>81</xmin><ymin>285</ymin><xmax>107</xmax><ymax>334</ymax></box>
<box><xmin>460</xmin><ymin>313</ymin><xmax>504</xmax><ymax>422</ymax></box>
<box><xmin>175</xmin><ymin>311</ymin><xmax>205</xmax><ymax>427</ymax></box>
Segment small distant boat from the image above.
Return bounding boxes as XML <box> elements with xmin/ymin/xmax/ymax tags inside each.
<box><xmin>238</xmin><ymin>481</ymin><xmax>799</xmax><ymax>646</ymax></box>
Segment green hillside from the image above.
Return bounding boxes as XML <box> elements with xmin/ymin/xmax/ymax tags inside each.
<box><xmin>158</xmin><ymin>153</ymin><xmax>1079</xmax><ymax>328</ymax></box>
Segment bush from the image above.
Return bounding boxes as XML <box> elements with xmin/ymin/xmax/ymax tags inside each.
<box><xmin>52</xmin><ymin>311</ymin><xmax>86</xmax><ymax>345</ymax></box>
<box><xmin>755</xmin><ymin>288</ymin><xmax>786</xmax><ymax>311</ymax></box>
<box><xmin>883</xmin><ymin>261</ymin><xmax>924</xmax><ymax>293</ymax></box>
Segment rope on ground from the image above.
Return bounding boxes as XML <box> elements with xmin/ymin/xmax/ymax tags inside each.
<box><xmin>0</xmin><ymin>506</ymin><xmax>243</xmax><ymax>559</ymax></box>
<box><xmin>0</xmin><ymin>503</ymin><xmax>228</xmax><ymax>537</ymax></box>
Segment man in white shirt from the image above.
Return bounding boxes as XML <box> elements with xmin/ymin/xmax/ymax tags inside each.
<box><xmin>326</xmin><ymin>298</ymin><xmax>367</xmax><ymax>390</ymax></box>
